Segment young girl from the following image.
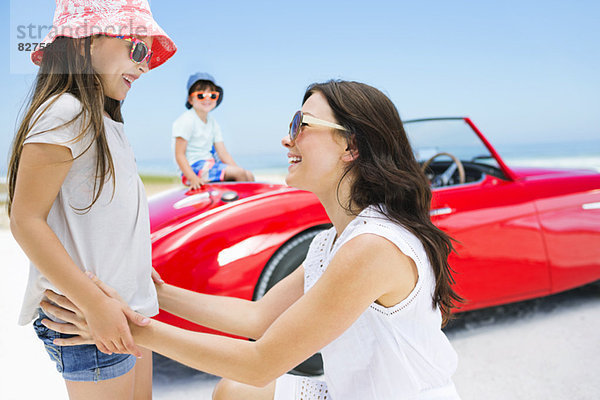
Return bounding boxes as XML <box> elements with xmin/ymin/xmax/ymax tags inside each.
<box><xmin>43</xmin><ymin>80</ymin><xmax>463</xmax><ymax>399</ymax></box>
<box><xmin>7</xmin><ymin>0</ymin><xmax>175</xmax><ymax>398</ymax></box>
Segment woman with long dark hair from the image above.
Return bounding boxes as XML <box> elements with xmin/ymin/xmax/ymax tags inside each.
<box><xmin>43</xmin><ymin>80</ymin><xmax>462</xmax><ymax>399</ymax></box>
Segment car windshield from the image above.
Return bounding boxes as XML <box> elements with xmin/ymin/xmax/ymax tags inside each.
<box><xmin>404</xmin><ymin>118</ymin><xmax>501</xmax><ymax>170</ymax></box>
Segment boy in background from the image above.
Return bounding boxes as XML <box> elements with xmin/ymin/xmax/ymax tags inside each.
<box><xmin>173</xmin><ymin>72</ymin><xmax>254</xmax><ymax>189</ymax></box>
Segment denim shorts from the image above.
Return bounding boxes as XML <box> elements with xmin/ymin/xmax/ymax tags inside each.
<box><xmin>33</xmin><ymin>310</ymin><xmax>136</xmax><ymax>382</ymax></box>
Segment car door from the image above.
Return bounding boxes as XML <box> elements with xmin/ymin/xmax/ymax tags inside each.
<box><xmin>431</xmin><ymin>175</ymin><xmax>551</xmax><ymax>311</ymax></box>
<box><xmin>531</xmin><ymin>174</ymin><xmax>600</xmax><ymax>293</ymax></box>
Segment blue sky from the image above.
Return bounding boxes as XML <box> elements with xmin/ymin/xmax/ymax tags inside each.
<box><xmin>2</xmin><ymin>0</ymin><xmax>599</xmax><ymax>174</ymax></box>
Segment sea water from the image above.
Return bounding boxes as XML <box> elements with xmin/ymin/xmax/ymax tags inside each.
<box><xmin>0</xmin><ymin>142</ymin><xmax>598</xmax><ymax>202</ymax></box>
<box><xmin>134</xmin><ymin>139</ymin><xmax>600</xmax><ymax>177</ymax></box>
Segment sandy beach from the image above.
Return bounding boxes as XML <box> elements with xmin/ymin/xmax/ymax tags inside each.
<box><xmin>1</xmin><ymin>177</ymin><xmax>599</xmax><ymax>399</ymax></box>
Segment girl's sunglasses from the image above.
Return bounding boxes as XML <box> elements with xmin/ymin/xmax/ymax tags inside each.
<box><xmin>288</xmin><ymin>110</ymin><xmax>347</xmax><ymax>142</ymax></box>
<box><xmin>109</xmin><ymin>35</ymin><xmax>153</xmax><ymax>65</ymax></box>
<box><xmin>191</xmin><ymin>91</ymin><xmax>220</xmax><ymax>101</ymax></box>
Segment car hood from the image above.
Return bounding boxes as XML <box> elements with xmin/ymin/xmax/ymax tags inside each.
<box><xmin>148</xmin><ymin>182</ymin><xmax>288</xmax><ymax>234</ymax></box>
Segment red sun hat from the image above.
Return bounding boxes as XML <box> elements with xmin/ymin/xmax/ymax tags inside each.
<box><xmin>31</xmin><ymin>0</ymin><xmax>177</xmax><ymax>69</ymax></box>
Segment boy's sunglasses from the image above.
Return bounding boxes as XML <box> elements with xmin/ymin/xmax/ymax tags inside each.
<box><xmin>191</xmin><ymin>91</ymin><xmax>220</xmax><ymax>101</ymax></box>
<box><xmin>108</xmin><ymin>35</ymin><xmax>153</xmax><ymax>65</ymax></box>
<box><xmin>288</xmin><ymin>111</ymin><xmax>347</xmax><ymax>142</ymax></box>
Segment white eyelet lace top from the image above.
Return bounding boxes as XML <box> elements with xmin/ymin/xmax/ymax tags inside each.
<box><xmin>301</xmin><ymin>205</ymin><xmax>460</xmax><ymax>400</ymax></box>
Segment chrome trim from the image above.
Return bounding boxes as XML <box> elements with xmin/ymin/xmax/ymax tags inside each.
<box><xmin>430</xmin><ymin>207</ymin><xmax>453</xmax><ymax>216</ymax></box>
<box><xmin>173</xmin><ymin>192</ymin><xmax>212</xmax><ymax>209</ymax></box>
<box><xmin>582</xmin><ymin>202</ymin><xmax>600</xmax><ymax>210</ymax></box>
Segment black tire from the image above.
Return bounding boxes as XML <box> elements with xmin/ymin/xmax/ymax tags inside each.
<box><xmin>253</xmin><ymin>227</ymin><xmax>329</xmax><ymax>376</ymax></box>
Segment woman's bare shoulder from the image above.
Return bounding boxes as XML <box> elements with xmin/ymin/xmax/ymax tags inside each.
<box><xmin>335</xmin><ymin>233</ymin><xmax>418</xmax><ymax>302</ymax></box>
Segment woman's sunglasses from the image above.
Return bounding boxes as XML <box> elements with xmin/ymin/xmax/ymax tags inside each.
<box><xmin>108</xmin><ymin>35</ymin><xmax>153</xmax><ymax>65</ymax></box>
<box><xmin>288</xmin><ymin>110</ymin><xmax>347</xmax><ymax>142</ymax></box>
<box><xmin>191</xmin><ymin>91</ymin><xmax>220</xmax><ymax>101</ymax></box>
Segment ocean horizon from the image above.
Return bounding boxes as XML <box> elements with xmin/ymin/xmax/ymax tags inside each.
<box><xmin>0</xmin><ymin>139</ymin><xmax>598</xmax><ymax>179</ymax></box>
<box><xmin>134</xmin><ymin>139</ymin><xmax>600</xmax><ymax>176</ymax></box>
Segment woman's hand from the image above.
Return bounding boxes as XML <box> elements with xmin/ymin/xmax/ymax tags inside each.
<box><xmin>40</xmin><ymin>274</ymin><xmax>151</xmax><ymax>356</ymax></box>
<box><xmin>40</xmin><ymin>290</ymin><xmax>93</xmax><ymax>345</ymax></box>
<box><xmin>41</xmin><ymin>290</ymin><xmax>145</xmax><ymax>357</ymax></box>
<box><xmin>152</xmin><ymin>267</ymin><xmax>165</xmax><ymax>286</ymax></box>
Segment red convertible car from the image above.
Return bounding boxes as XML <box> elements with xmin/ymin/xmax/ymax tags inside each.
<box><xmin>149</xmin><ymin>117</ymin><xmax>600</xmax><ymax>374</ymax></box>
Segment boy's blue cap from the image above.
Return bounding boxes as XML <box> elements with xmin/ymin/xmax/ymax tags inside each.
<box><xmin>185</xmin><ymin>72</ymin><xmax>224</xmax><ymax>109</ymax></box>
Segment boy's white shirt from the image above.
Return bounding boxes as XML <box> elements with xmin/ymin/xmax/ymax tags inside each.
<box><xmin>18</xmin><ymin>93</ymin><xmax>158</xmax><ymax>325</ymax></box>
<box><xmin>172</xmin><ymin>109</ymin><xmax>224</xmax><ymax>166</ymax></box>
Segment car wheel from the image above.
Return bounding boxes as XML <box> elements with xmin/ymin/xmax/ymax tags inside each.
<box><xmin>253</xmin><ymin>227</ymin><xmax>329</xmax><ymax>376</ymax></box>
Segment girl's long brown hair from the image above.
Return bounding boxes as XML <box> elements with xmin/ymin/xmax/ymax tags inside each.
<box><xmin>7</xmin><ymin>36</ymin><xmax>120</xmax><ymax>215</ymax></box>
<box><xmin>304</xmin><ymin>80</ymin><xmax>463</xmax><ymax>325</ymax></box>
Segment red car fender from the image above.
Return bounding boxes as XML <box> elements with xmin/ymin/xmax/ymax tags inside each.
<box><xmin>151</xmin><ymin>186</ymin><xmax>329</xmax><ymax>333</ymax></box>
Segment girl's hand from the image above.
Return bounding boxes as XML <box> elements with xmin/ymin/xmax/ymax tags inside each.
<box><xmin>84</xmin><ymin>296</ymin><xmax>141</xmax><ymax>356</ymax></box>
<box><xmin>86</xmin><ymin>272</ymin><xmax>151</xmax><ymax>328</ymax></box>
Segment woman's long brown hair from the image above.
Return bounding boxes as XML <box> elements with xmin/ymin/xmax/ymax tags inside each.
<box><xmin>7</xmin><ymin>36</ymin><xmax>120</xmax><ymax>215</ymax></box>
<box><xmin>304</xmin><ymin>80</ymin><xmax>463</xmax><ymax>325</ymax></box>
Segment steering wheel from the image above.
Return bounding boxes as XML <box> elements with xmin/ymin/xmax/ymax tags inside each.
<box><xmin>421</xmin><ymin>152</ymin><xmax>466</xmax><ymax>186</ymax></box>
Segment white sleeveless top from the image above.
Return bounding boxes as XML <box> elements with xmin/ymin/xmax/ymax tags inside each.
<box><xmin>303</xmin><ymin>205</ymin><xmax>460</xmax><ymax>399</ymax></box>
